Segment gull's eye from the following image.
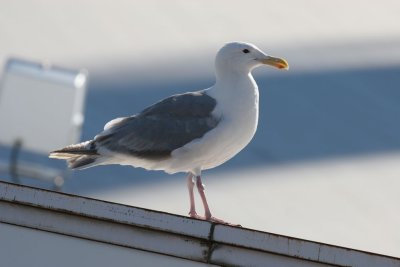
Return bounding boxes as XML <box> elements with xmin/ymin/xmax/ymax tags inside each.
<box><xmin>242</xmin><ymin>49</ymin><xmax>250</xmax><ymax>54</ymax></box>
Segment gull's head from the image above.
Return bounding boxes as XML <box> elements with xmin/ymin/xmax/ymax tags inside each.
<box><xmin>215</xmin><ymin>42</ymin><xmax>289</xmax><ymax>76</ymax></box>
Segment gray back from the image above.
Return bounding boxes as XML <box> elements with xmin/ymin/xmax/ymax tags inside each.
<box><xmin>96</xmin><ymin>91</ymin><xmax>219</xmax><ymax>159</ymax></box>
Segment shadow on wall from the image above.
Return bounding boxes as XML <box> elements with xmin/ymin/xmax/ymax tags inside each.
<box><xmin>58</xmin><ymin>64</ymin><xmax>400</xmax><ymax>193</ymax></box>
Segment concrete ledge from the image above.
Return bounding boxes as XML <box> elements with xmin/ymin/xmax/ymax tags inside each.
<box><xmin>0</xmin><ymin>181</ymin><xmax>399</xmax><ymax>267</ymax></box>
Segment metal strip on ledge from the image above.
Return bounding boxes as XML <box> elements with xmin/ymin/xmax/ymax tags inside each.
<box><xmin>0</xmin><ymin>181</ymin><xmax>399</xmax><ymax>267</ymax></box>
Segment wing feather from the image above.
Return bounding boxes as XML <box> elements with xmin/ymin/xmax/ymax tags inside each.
<box><xmin>96</xmin><ymin>91</ymin><xmax>219</xmax><ymax>159</ymax></box>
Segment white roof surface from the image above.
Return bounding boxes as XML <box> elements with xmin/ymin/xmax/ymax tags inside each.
<box><xmin>1</xmin><ymin>181</ymin><xmax>399</xmax><ymax>267</ymax></box>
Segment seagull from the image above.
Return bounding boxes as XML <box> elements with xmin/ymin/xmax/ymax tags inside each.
<box><xmin>50</xmin><ymin>42</ymin><xmax>288</xmax><ymax>224</ymax></box>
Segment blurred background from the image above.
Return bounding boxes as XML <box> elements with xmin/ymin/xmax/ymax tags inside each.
<box><xmin>0</xmin><ymin>0</ymin><xmax>400</xmax><ymax>257</ymax></box>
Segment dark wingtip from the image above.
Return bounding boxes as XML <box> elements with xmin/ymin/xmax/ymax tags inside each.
<box><xmin>68</xmin><ymin>156</ymin><xmax>97</xmax><ymax>169</ymax></box>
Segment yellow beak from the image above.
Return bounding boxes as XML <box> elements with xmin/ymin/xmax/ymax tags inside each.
<box><xmin>259</xmin><ymin>56</ymin><xmax>289</xmax><ymax>70</ymax></box>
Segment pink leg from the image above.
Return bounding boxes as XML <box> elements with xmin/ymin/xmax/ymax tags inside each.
<box><xmin>196</xmin><ymin>175</ymin><xmax>212</xmax><ymax>219</ymax></box>
<box><xmin>195</xmin><ymin>176</ymin><xmax>239</xmax><ymax>226</ymax></box>
<box><xmin>187</xmin><ymin>173</ymin><xmax>199</xmax><ymax>218</ymax></box>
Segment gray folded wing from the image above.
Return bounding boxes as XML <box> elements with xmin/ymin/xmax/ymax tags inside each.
<box><xmin>95</xmin><ymin>91</ymin><xmax>220</xmax><ymax>159</ymax></box>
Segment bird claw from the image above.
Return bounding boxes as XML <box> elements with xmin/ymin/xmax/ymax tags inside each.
<box><xmin>188</xmin><ymin>211</ymin><xmax>201</xmax><ymax>218</ymax></box>
<box><xmin>188</xmin><ymin>212</ymin><xmax>241</xmax><ymax>227</ymax></box>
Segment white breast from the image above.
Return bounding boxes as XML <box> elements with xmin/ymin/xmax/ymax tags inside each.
<box><xmin>168</xmin><ymin>78</ymin><xmax>260</xmax><ymax>174</ymax></box>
